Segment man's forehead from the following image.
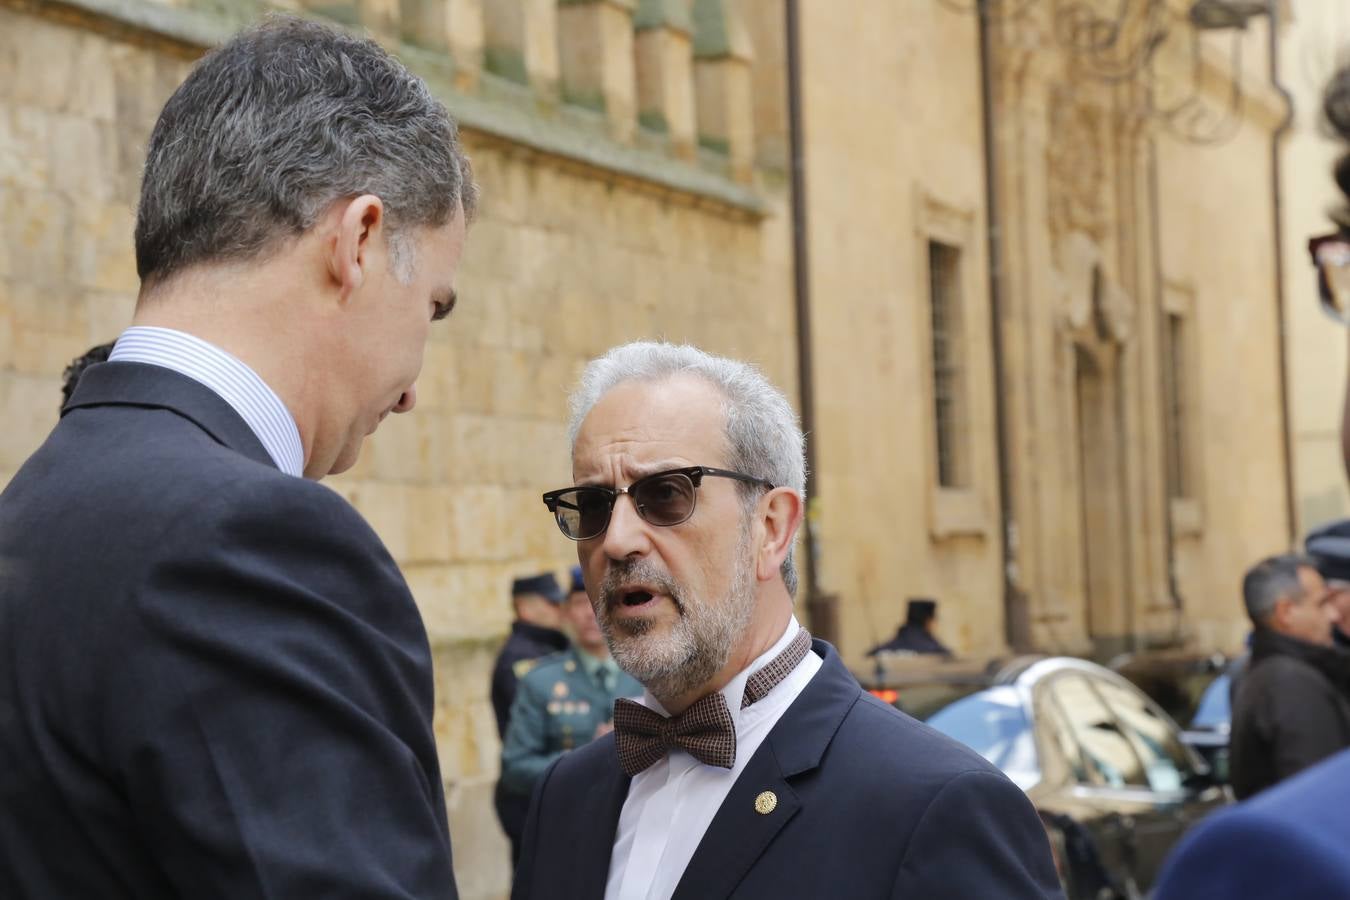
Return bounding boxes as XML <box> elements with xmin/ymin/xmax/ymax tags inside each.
<box><xmin>571</xmin><ymin>375</ymin><xmax>728</xmax><ymax>470</ymax></box>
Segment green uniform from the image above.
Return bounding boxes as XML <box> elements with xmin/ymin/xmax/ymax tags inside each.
<box><xmin>499</xmin><ymin>647</ymin><xmax>642</xmax><ymax>797</ymax></box>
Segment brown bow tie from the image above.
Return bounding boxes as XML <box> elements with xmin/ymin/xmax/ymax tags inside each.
<box><xmin>613</xmin><ymin>629</ymin><xmax>812</xmax><ymax>777</ymax></box>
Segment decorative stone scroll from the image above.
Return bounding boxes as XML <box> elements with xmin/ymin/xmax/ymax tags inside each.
<box><xmin>1053</xmin><ymin>230</ymin><xmax>1133</xmax><ymax>345</ymax></box>
<box><xmin>1046</xmin><ymin>84</ymin><xmax>1106</xmax><ymax>242</ymax></box>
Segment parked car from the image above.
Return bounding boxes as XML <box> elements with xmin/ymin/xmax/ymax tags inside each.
<box><xmin>1110</xmin><ymin>649</ymin><xmax>1234</xmax><ymax>784</ymax></box>
<box><xmin>859</xmin><ymin>655</ymin><xmax>1230</xmax><ymax>899</ymax></box>
<box><xmin>1109</xmin><ymin>649</ymin><xmax>1229</xmax><ymax>726</ymax></box>
<box><xmin>1181</xmin><ymin>670</ymin><xmax>1233</xmax><ymax>782</ymax></box>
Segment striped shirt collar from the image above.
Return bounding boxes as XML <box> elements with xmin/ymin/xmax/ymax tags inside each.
<box><xmin>109</xmin><ymin>326</ymin><xmax>305</xmax><ymax>477</ymax></box>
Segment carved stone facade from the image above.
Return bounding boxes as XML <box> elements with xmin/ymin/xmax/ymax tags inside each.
<box><xmin>982</xmin><ymin>0</ymin><xmax>1291</xmax><ymax>656</ymax></box>
<box><xmin>799</xmin><ymin>0</ymin><xmax>1292</xmax><ymax>664</ymax></box>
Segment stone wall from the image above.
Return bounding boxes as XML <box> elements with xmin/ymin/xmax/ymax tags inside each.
<box><xmin>795</xmin><ymin>0</ymin><xmax>1006</xmax><ymax>662</ymax></box>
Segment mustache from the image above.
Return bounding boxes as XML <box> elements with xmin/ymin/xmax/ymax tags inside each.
<box><xmin>599</xmin><ymin>558</ymin><xmax>683</xmax><ymax>610</ymax></box>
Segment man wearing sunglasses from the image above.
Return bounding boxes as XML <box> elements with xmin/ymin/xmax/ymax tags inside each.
<box><xmin>514</xmin><ymin>342</ymin><xmax>1061</xmax><ymax>899</ymax></box>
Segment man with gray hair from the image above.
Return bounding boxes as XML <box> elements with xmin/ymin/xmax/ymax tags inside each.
<box><xmin>518</xmin><ymin>341</ymin><xmax>1061</xmax><ymax>898</ymax></box>
<box><xmin>0</xmin><ymin>17</ymin><xmax>473</xmax><ymax>898</ymax></box>
<box><xmin>1229</xmin><ymin>553</ymin><xmax>1350</xmax><ymax>800</ymax></box>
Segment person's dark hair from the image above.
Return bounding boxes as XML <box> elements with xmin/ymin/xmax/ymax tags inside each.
<box><xmin>60</xmin><ymin>341</ymin><xmax>116</xmax><ymax>409</ymax></box>
<box><xmin>134</xmin><ymin>16</ymin><xmax>477</xmax><ymax>291</ymax></box>
<box><xmin>1323</xmin><ymin>65</ymin><xmax>1350</xmax><ymax>228</ymax></box>
<box><xmin>905</xmin><ymin>598</ymin><xmax>938</xmax><ymax>628</ymax></box>
<box><xmin>1242</xmin><ymin>553</ymin><xmax>1316</xmax><ymax>626</ymax></box>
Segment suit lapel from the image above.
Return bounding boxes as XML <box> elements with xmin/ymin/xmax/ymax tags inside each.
<box><xmin>669</xmin><ymin>745</ymin><xmax>800</xmax><ymax>900</ymax></box>
<box><xmin>670</xmin><ymin>640</ymin><xmax>861</xmax><ymax>900</ymax></box>
<box><xmin>572</xmin><ymin>736</ymin><xmax>630</xmax><ymax>898</ymax></box>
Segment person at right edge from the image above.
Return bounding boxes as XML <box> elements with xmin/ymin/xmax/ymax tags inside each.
<box><xmin>1153</xmin><ymin>65</ymin><xmax>1350</xmax><ymax>900</ymax></box>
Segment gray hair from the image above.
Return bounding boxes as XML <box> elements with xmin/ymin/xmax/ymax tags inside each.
<box><xmin>134</xmin><ymin>16</ymin><xmax>477</xmax><ymax>289</ymax></box>
<box><xmin>1242</xmin><ymin>553</ymin><xmax>1316</xmax><ymax>625</ymax></box>
<box><xmin>568</xmin><ymin>342</ymin><xmax>807</xmax><ymax>596</ymax></box>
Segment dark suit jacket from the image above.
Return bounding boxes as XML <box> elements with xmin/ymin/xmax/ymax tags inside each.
<box><xmin>1154</xmin><ymin>747</ymin><xmax>1350</xmax><ymax>899</ymax></box>
<box><xmin>0</xmin><ymin>362</ymin><xmax>456</xmax><ymax>899</ymax></box>
<box><xmin>1229</xmin><ymin>628</ymin><xmax>1350</xmax><ymax>800</ymax></box>
<box><xmin>513</xmin><ymin>640</ymin><xmax>1062</xmax><ymax>899</ymax></box>
<box><xmin>492</xmin><ymin>621</ymin><xmax>571</xmax><ymax>860</ymax></box>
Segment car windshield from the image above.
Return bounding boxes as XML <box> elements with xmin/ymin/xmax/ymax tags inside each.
<box><xmin>925</xmin><ymin>686</ymin><xmax>1040</xmax><ymax>789</ymax></box>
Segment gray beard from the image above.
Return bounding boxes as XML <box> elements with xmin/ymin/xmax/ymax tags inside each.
<box><xmin>596</xmin><ymin>525</ymin><xmax>756</xmax><ymax>703</ymax></box>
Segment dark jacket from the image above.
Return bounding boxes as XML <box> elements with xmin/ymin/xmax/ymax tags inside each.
<box><xmin>513</xmin><ymin>639</ymin><xmax>1062</xmax><ymax>899</ymax></box>
<box><xmin>0</xmin><ymin>362</ymin><xmax>455</xmax><ymax>899</ymax></box>
<box><xmin>491</xmin><ymin>621</ymin><xmax>569</xmax><ymax>739</ymax></box>
<box><xmin>866</xmin><ymin>622</ymin><xmax>953</xmax><ymax>657</ymax></box>
<box><xmin>1155</xmin><ymin>747</ymin><xmax>1350</xmax><ymax>900</ymax></box>
<box><xmin>1229</xmin><ymin>627</ymin><xmax>1350</xmax><ymax>799</ymax></box>
<box><xmin>499</xmin><ymin>648</ymin><xmax>641</xmax><ymax>797</ymax></box>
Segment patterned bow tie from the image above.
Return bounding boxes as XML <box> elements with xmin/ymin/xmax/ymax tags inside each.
<box><xmin>613</xmin><ymin>628</ymin><xmax>812</xmax><ymax>777</ymax></box>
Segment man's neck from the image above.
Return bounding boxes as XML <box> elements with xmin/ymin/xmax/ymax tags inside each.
<box><xmin>579</xmin><ymin>644</ymin><xmax>611</xmax><ymax>661</ymax></box>
<box><xmin>133</xmin><ymin>267</ymin><xmax>322</xmax><ymax>462</ymax></box>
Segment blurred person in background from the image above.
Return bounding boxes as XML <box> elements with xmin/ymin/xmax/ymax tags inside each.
<box><xmin>1305</xmin><ymin>520</ymin><xmax>1350</xmax><ymax>647</ymax></box>
<box><xmin>59</xmin><ymin>341</ymin><xmax>114</xmax><ymax>410</ymax></box>
<box><xmin>1228</xmin><ymin>554</ymin><xmax>1348</xmax><ymax>801</ymax></box>
<box><xmin>865</xmin><ymin>597</ymin><xmax>954</xmax><ymax>658</ymax></box>
<box><xmin>491</xmin><ymin>572</ymin><xmax>569</xmax><ymax>738</ymax></box>
<box><xmin>491</xmin><ymin>572</ymin><xmax>569</xmax><ymax>864</ymax></box>
<box><xmin>498</xmin><ymin>567</ymin><xmax>640</xmax><ymax>866</ymax></box>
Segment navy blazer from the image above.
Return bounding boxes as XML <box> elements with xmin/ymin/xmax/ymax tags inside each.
<box><xmin>1153</xmin><ymin>747</ymin><xmax>1350</xmax><ymax>899</ymax></box>
<box><xmin>513</xmin><ymin>640</ymin><xmax>1063</xmax><ymax>899</ymax></box>
<box><xmin>0</xmin><ymin>362</ymin><xmax>456</xmax><ymax>898</ymax></box>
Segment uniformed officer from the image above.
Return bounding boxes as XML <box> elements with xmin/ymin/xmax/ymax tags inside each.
<box><xmin>491</xmin><ymin>572</ymin><xmax>568</xmax><ymax>864</ymax></box>
<box><xmin>499</xmin><ymin>567</ymin><xmax>641</xmax><ymax>856</ymax></box>
<box><xmin>866</xmin><ymin>597</ymin><xmax>954</xmax><ymax>658</ymax></box>
<box><xmin>491</xmin><ymin>573</ymin><xmax>569</xmax><ymax>739</ymax></box>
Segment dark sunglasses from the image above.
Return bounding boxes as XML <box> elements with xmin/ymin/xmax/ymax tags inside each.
<box><xmin>541</xmin><ymin>466</ymin><xmax>775</xmax><ymax>541</ymax></box>
<box><xmin>1309</xmin><ymin>230</ymin><xmax>1350</xmax><ymax>324</ymax></box>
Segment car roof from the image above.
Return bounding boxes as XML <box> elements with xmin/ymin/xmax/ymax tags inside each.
<box><xmin>858</xmin><ymin>654</ymin><xmax>1124</xmax><ymax>691</ymax></box>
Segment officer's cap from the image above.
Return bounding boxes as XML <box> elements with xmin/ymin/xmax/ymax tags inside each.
<box><xmin>512</xmin><ymin>572</ymin><xmax>564</xmax><ymax>604</ymax></box>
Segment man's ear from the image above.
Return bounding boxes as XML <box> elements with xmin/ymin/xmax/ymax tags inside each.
<box><xmin>1270</xmin><ymin>596</ymin><xmax>1294</xmax><ymax>630</ymax></box>
<box><xmin>327</xmin><ymin>194</ymin><xmax>386</xmax><ymax>303</ymax></box>
<box><xmin>755</xmin><ymin>488</ymin><xmax>804</xmax><ymax>584</ymax></box>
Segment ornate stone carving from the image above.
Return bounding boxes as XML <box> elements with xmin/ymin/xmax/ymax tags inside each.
<box><xmin>1052</xmin><ymin>230</ymin><xmax>1134</xmax><ymax>345</ymax></box>
<box><xmin>1047</xmin><ymin>84</ymin><xmax>1106</xmax><ymax>241</ymax></box>
<box><xmin>1053</xmin><ymin>230</ymin><xmax>1100</xmax><ymax>335</ymax></box>
<box><xmin>1096</xmin><ymin>278</ymin><xmax>1136</xmax><ymax>344</ymax></box>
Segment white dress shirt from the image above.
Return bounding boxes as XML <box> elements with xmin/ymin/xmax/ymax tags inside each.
<box><xmin>109</xmin><ymin>326</ymin><xmax>305</xmax><ymax>477</ymax></box>
<box><xmin>605</xmin><ymin>615</ymin><xmax>822</xmax><ymax>900</ymax></box>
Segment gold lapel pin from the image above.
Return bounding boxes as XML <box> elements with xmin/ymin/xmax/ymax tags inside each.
<box><xmin>754</xmin><ymin>791</ymin><xmax>778</xmax><ymax>815</ymax></box>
